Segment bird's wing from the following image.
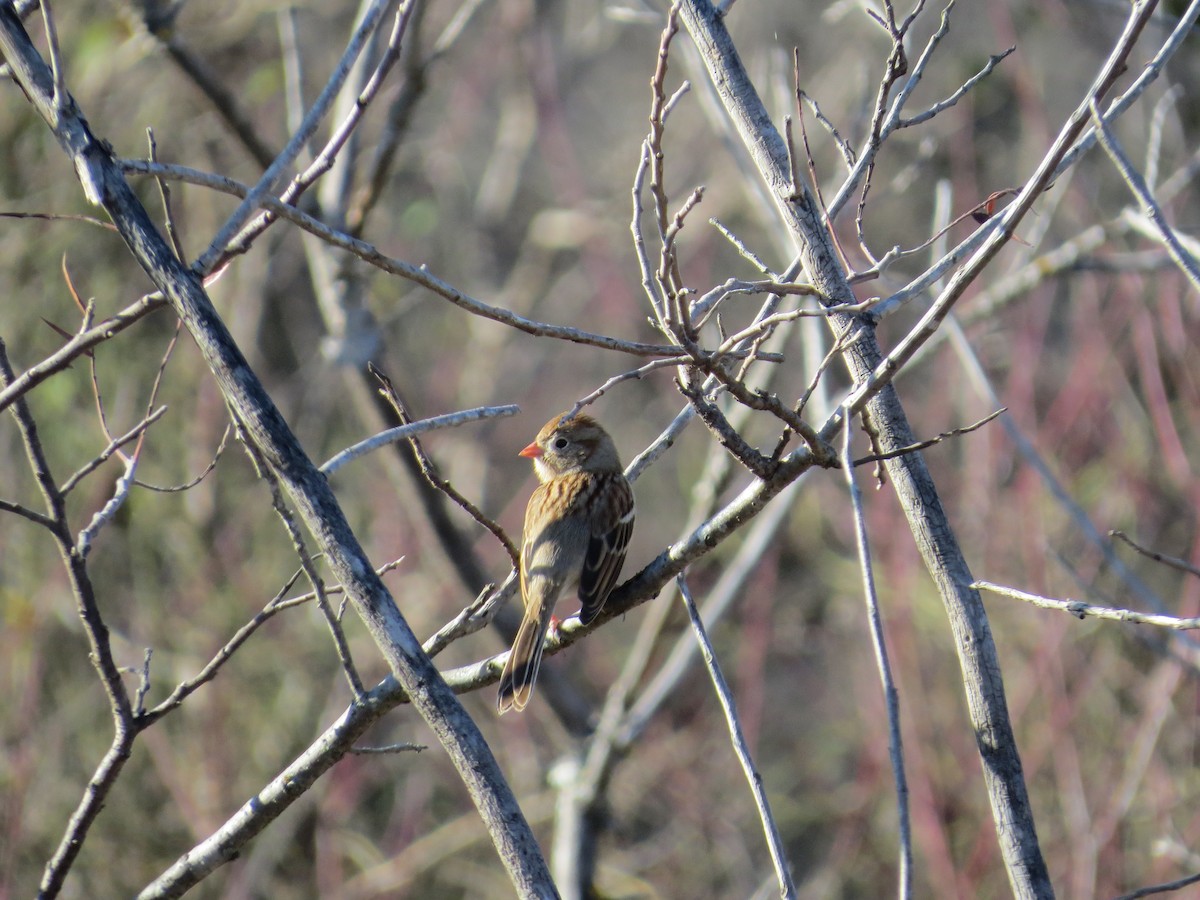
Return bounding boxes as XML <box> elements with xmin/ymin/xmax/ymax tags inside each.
<box><xmin>577</xmin><ymin>477</ymin><xmax>634</xmax><ymax>624</ymax></box>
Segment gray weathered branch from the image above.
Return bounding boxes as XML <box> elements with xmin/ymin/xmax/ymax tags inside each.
<box><xmin>0</xmin><ymin>5</ymin><xmax>556</xmax><ymax>898</ymax></box>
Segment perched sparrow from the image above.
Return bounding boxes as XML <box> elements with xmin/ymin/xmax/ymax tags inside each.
<box><xmin>496</xmin><ymin>412</ymin><xmax>635</xmax><ymax>714</ymax></box>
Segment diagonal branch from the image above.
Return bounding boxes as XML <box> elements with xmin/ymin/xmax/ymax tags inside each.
<box><xmin>0</xmin><ymin>6</ymin><xmax>556</xmax><ymax>898</ymax></box>
<box><xmin>674</xmin><ymin>0</ymin><xmax>1055</xmax><ymax>895</ymax></box>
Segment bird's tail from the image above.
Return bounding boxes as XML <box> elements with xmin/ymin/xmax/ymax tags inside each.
<box><xmin>496</xmin><ymin>611</ymin><xmax>551</xmax><ymax>714</ymax></box>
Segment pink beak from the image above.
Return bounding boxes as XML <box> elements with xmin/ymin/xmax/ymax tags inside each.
<box><xmin>518</xmin><ymin>441</ymin><xmax>542</xmax><ymax>459</ymax></box>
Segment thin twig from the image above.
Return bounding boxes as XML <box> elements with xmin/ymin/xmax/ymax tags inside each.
<box><xmin>1089</xmin><ymin>98</ymin><xmax>1200</xmax><ymax>292</ymax></box>
<box><xmin>852</xmin><ymin>408</ymin><xmax>1005</xmax><ymax>467</ymax></box>
<box><xmin>793</xmin><ymin>73</ymin><xmax>835</xmax><ymax>244</ymax></box>
<box><xmin>0</xmin><ymin>498</ymin><xmax>56</xmax><ymax>528</ymax></box>
<box><xmin>691</xmin><ymin>275</ymin><xmax>829</xmax><ymax>329</ymax></box>
<box><xmin>242</xmin><ymin>429</ymin><xmax>366</xmax><ymax>699</ymax></box>
<box><xmin>852</xmin><ymin>188</ymin><xmax>1020</xmax><ymax>294</ymax></box>
<box><xmin>841</xmin><ymin>421</ymin><xmax>912</xmax><ymax>898</ymax></box>
<box><xmin>0</xmin><ymin>210</ymin><xmax>118</xmax><ymax>230</ymax></box>
<box><xmin>1144</xmin><ymin>86</ymin><xmax>1180</xmax><ymax>192</ymax></box>
<box><xmin>564</xmin><ymin>359</ymin><xmax>683</xmax><ymax>419</ymax></box>
<box><xmin>796</xmin><ymin>327</ymin><xmax>856</xmax><ymax>420</ymax></box>
<box><xmin>0</xmin><ymin>294</ymin><xmax>164</xmax><ymax>414</ymax></box>
<box><xmin>132</xmin><ymin>649</ymin><xmax>153</xmax><ymax>718</ymax></box>
<box><xmin>123</xmin><ymin>158</ymin><xmax>702</xmax><ymax>359</ymax></box>
<box><xmin>144</xmin><ymin>558</ymin><xmax>404</xmax><ymax>722</ymax></box>
<box><xmin>147</xmin><ymin>127</ymin><xmax>186</xmax><ymax>260</ymax></box>
<box><xmin>76</xmin><ymin>447</ymin><xmax>140</xmax><ymax>558</ymax></box>
<box><xmin>1110</xmin><ymin>531</ymin><xmax>1200</xmax><ymax>579</ymax></box>
<box><xmin>1112</xmin><ymin>871</ymin><xmax>1200</xmax><ymax>900</ymax></box>
<box><xmin>136</xmin><ymin>423</ymin><xmax>232</xmax><ymax>492</ymax></box>
<box><xmin>711</xmin><ymin>299</ymin><xmax>871</xmax><ymax>354</ymax></box>
<box><xmin>368</xmin><ymin>365</ymin><xmax>519</xmax><ymax>567</ymax></box>
<box><xmin>797</xmin><ymin>88</ymin><xmax>854</xmax><ymax>168</ymax></box>
<box><xmin>273</xmin><ymin>557</ymin><xmax>408</xmax><ymax>614</ymax></box>
<box><xmin>648</xmin><ymin>1</ymin><xmax>683</xmax><ymax>245</ymax></box>
<box><xmin>974</xmin><ymin>581</ymin><xmax>1200</xmax><ymax>630</ymax></box>
<box><xmin>422</xmin><ymin>572</ymin><xmax>517</xmax><ymax>659</ymax></box>
<box><xmin>37</xmin><ymin>0</ymin><xmax>65</xmax><ymax>109</ymax></box>
<box><xmin>899</xmin><ymin>46</ymin><xmax>1015</xmax><ymax>127</ymax></box>
<box><xmin>676</xmin><ymin>574</ymin><xmax>797</xmax><ymax>900</ymax></box>
<box><xmin>61</xmin><ymin>406</ymin><xmax>168</xmax><ymax>496</ymax></box>
<box><xmin>709</xmin><ymin>218</ymin><xmax>772</xmax><ymax>273</ymax></box>
<box><xmin>632</xmin><ymin>138</ymin><xmax>668</xmax><ymax>330</ymax></box>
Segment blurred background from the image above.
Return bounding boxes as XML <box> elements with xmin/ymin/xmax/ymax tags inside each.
<box><xmin>2</xmin><ymin>0</ymin><xmax>1199</xmax><ymax>897</ymax></box>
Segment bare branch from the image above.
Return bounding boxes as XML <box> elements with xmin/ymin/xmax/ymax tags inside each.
<box><xmin>0</xmin><ymin>209</ymin><xmax>117</xmax><ymax>230</ymax></box>
<box><xmin>320</xmin><ymin>402</ymin><xmax>520</xmax><ymax>479</ymax></box>
<box><xmin>676</xmin><ymin>574</ymin><xmax>797</xmax><ymax>899</ymax></box>
<box><xmin>852</xmin><ymin>408</ymin><xmax>1005</xmax><ymax>467</ymax></box>
<box><xmin>242</xmin><ymin>429</ymin><xmax>366</xmax><ymax>699</ymax></box>
<box><xmin>0</xmin><ymin>294</ymin><xmax>165</xmax><ymax>415</ymax></box>
<box><xmin>1112</xmin><ymin>871</ymin><xmax>1200</xmax><ymax>900</ymax></box>
<box><xmin>369</xmin><ymin>365</ymin><xmax>520</xmax><ymax>568</ymax></box>
<box><xmin>0</xmin><ymin>11</ymin><xmax>555</xmax><ymax>894</ymax></box>
<box><xmin>841</xmin><ymin>421</ymin><xmax>912</xmax><ymax>898</ymax></box>
<box><xmin>422</xmin><ymin>573</ymin><xmax>518</xmax><ymax>659</ymax></box>
<box><xmin>974</xmin><ymin>581</ymin><xmax>1200</xmax><ymax>630</ymax></box>
<box><xmin>192</xmin><ymin>0</ymin><xmax>398</xmax><ymax>275</ymax></box>
<box><xmin>1089</xmin><ymin>98</ymin><xmax>1200</xmax><ymax>292</ymax></box>
<box><xmin>797</xmin><ymin>88</ymin><xmax>854</xmax><ymax>168</ymax></box>
<box><xmin>125</xmin><ymin>158</ymin><xmax>699</xmax><ymax>357</ymax></box>
<box><xmin>136</xmin><ymin>423</ymin><xmax>232</xmax><ymax>492</ymax></box>
<box><xmin>349</xmin><ymin>742</ymin><xmax>426</xmax><ymax>755</ymax></box>
<box><xmin>0</xmin><ymin>497</ymin><xmax>56</xmax><ymax>528</ymax></box>
<box><xmin>1110</xmin><ymin>531</ymin><xmax>1200</xmax><ymax>580</ymax></box>
<box><xmin>61</xmin><ymin>405</ymin><xmax>168</xmax><ymax>496</ymax></box>
<box><xmin>899</xmin><ymin>46</ymin><xmax>1016</xmax><ymax>127</ymax></box>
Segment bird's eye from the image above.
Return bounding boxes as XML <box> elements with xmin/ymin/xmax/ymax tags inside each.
<box><xmin>554</xmin><ymin>437</ymin><xmax>569</xmax><ymax>450</ymax></box>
